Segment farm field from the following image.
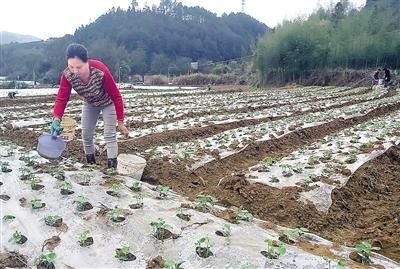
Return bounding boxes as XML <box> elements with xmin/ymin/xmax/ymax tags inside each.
<box><xmin>1</xmin><ymin>85</ymin><xmax>400</xmax><ymax>268</ymax></box>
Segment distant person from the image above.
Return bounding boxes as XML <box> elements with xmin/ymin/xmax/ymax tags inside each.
<box><xmin>372</xmin><ymin>68</ymin><xmax>381</xmax><ymax>88</ymax></box>
<box><xmin>8</xmin><ymin>91</ymin><xmax>17</xmax><ymax>99</ymax></box>
<box><xmin>383</xmin><ymin>67</ymin><xmax>391</xmax><ymax>87</ymax></box>
<box><xmin>50</xmin><ymin>43</ymin><xmax>129</xmax><ymax>169</ymax></box>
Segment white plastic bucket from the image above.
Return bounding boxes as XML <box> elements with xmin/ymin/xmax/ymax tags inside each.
<box><xmin>117</xmin><ymin>154</ymin><xmax>147</xmax><ymax>180</ymax></box>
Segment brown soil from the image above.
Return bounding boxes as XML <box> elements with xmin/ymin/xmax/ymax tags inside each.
<box><xmin>146</xmin><ymin>255</ymin><xmax>165</xmax><ymax>269</ymax></box>
<box><xmin>0</xmin><ymin>251</ymin><xmax>27</xmax><ymax>268</ymax></box>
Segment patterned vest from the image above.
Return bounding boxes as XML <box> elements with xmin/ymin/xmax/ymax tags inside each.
<box><xmin>63</xmin><ymin>66</ymin><xmax>113</xmax><ymax>107</ymax></box>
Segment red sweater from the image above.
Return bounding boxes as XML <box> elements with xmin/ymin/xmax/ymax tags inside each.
<box><xmin>53</xmin><ymin>59</ymin><xmax>124</xmax><ymax>121</ymax></box>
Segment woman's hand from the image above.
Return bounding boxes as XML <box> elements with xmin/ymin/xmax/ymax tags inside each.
<box><xmin>118</xmin><ymin>121</ymin><xmax>129</xmax><ymax>139</ymax></box>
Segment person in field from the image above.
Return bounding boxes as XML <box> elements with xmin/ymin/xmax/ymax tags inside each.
<box><xmin>383</xmin><ymin>67</ymin><xmax>391</xmax><ymax>88</ymax></box>
<box><xmin>50</xmin><ymin>43</ymin><xmax>129</xmax><ymax>169</ymax></box>
<box><xmin>372</xmin><ymin>68</ymin><xmax>381</xmax><ymax>88</ymax></box>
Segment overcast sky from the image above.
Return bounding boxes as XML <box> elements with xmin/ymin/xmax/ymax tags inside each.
<box><xmin>0</xmin><ymin>0</ymin><xmax>366</xmax><ymax>40</ymax></box>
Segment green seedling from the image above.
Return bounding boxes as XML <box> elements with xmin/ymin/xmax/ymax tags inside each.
<box><xmin>0</xmin><ymin>161</ymin><xmax>12</xmax><ymax>173</ymax></box>
<box><xmin>131</xmin><ymin>181</ymin><xmax>142</xmax><ymax>191</ymax></box>
<box><xmin>262</xmin><ymin>239</ymin><xmax>286</xmax><ymax>259</ymax></box>
<box><xmin>269</xmin><ymin>176</ymin><xmax>279</xmax><ymax>183</ymax></box>
<box><xmin>150</xmin><ymin>218</ymin><xmax>172</xmax><ymax>240</ymax></box>
<box><xmin>156</xmin><ymin>185</ymin><xmax>170</xmax><ymax>199</ymax></box>
<box><xmin>115</xmin><ymin>246</ymin><xmax>133</xmax><ymax>261</ymax></box>
<box><xmin>222</xmin><ymin>224</ymin><xmax>232</xmax><ymax>237</ymax></box>
<box><xmin>195</xmin><ymin>194</ymin><xmax>218</xmax><ymax>212</ymax></box>
<box><xmin>57</xmin><ymin>180</ymin><xmax>73</xmax><ymax>192</ymax></box>
<box><xmin>323</xmin><ymin>257</ymin><xmax>347</xmax><ymax>269</ymax></box>
<box><xmin>346</xmin><ymin>150</ymin><xmax>359</xmax><ymax>164</ymax></box>
<box><xmin>355</xmin><ymin>241</ymin><xmax>380</xmax><ymax>265</ymax></box>
<box><xmin>234</xmin><ymin>208</ymin><xmax>254</xmax><ymax>222</ymax></box>
<box><xmin>293</xmin><ymin>162</ymin><xmax>304</xmax><ymax>173</ymax></box>
<box><xmin>30</xmin><ymin>176</ymin><xmax>41</xmax><ymax>189</ymax></box>
<box><xmin>78</xmin><ymin>230</ymin><xmax>91</xmax><ymax>244</ymax></box>
<box><xmin>8</xmin><ymin>230</ymin><xmax>24</xmax><ymax>243</ymax></box>
<box><xmin>195</xmin><ymin>236</ymin><xmax>214</xmax><ymax>258</ymax></box>
<box><xmin>35</xmin><ymin>252</ymin><xmax>56</xmax><ymax>267</ymax></box>
<box><xmin>283</xmin><ymin>227</ymin><xmax>308</xmax><ymax>240</ymax></box>
<box><xmin>80</xmin><ymin>169</ymin><xmax>94</xmax><ymax>184</ymax></box>
<box><xmin>30</xmin><ymin>198</ymin><xmax>44</xmax><ymax>209</ymax></box>
<box><xmin>3</xmin><ymin>215</ymin><xmax>16</xmax><ymax>221</ymax></box>
<box><xmin>51</xmin><ymin>167</ymin><xmax>65</xmax><ymax>180</ymax></box>
<box><xmin>73</xmin><ymin>195</ymin><xmax>91</xmax><ymax>211</ymax></box>
<box><xmin>322</xmin><ymin>150</ymin><xmax>333</xmax><ymax>160</ymax></box>
<box><xmin>135</xmin><ymin>191</ymin><xmax>144</xmax><ymax>205</ymax></box>
<box><xmin>19</xmin><ymin>167</ymin><xmax>34</xmax><ymax>180</ymax></box>
<box><xmin>41</xmin><ymin>215</ymin><xmax>62</xmax><ymax>226</ymax></box>
<box><xmin>19</xmin><ymin>152</ymin><xmax>36</xmax><ymax>166</ymax></box>
<box><xmin>280</xmin><ymin>164</ymin><xmax>293</xmax><ymax>177</ymax></box>
<box><xmin>106</xmin><ymin>207</ymin><xmax>125</xmax><ymax>222</ymax></box>
<box><xmin>164</xmin><ymin>260</ymin><xmax>185</xmax><ymax>269</ymax></box>
<box><xmin>307</xmin><ymin>156</ymin><xmax>320</xmax><ymax>166</ymax></box>
<box><xmin>110</xmin><ymin>183</ymin><xmax>124</xmax><ymax>197</ymax></box>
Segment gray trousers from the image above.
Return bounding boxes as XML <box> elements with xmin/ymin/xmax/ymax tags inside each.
<box><xmin>81</xmin><ymin>102</ymin><xmax>118</xmax><ymax>159</ymax></box>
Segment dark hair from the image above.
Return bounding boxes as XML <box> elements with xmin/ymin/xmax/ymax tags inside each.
<box><xmin>66</xmin><ymin>43</ymin><xmax>88</xmax><ymax>62</ymax></box>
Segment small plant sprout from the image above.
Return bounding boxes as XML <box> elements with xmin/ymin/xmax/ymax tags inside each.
<box><xmin>57</xmin><ymin>180</ymin><xmax>73</xmax><ymax>195</ymax></box>
<box><xmin>35</xmin><ymin>251</ymin><xmax>56</xmax><ymax>268</ymax></box>
<box><xmin>156</xmin><ymin>185</ymin><xmax>170</xmax><ymax>199</ymax></box>
<box><xmin>106</xmin><ymin>207</ymin><xmax>125</xmax><ymax>222</ymax></box>
<box><xmin>19</xmin><ymin>152</ymin><xmax>36</xmax><ymax>166</ymax></box>
<box><xmin>261</xmin><ymin>240</ymin><xmax>286</xmax><ymax>259</ymax></box>
<box><xmin>51</xmin><ymin>167</ymin><xmax>65</xmax><ymax>180</ymax></box>
<box><xmin>3</xmin><ymin>215</ymin><xmax>16</xmax><ymax>222</ymax></box>
<box><xmin>42</xmin><ymin>215</ymin><xmax>62</xmax><ymax>227</ymax></box>
<box><xmin>135</xmin><ymin>191</ymin><xmax>144</xmax><ymax>206</ymax></box>
<box><xmin>346</xmin><ymin>150</ymin><xmax>359</xmax><ymax>164</ymax></box>
<box><xmin>164</xmin><ymin>260</ymin><xmax>185</xmax><ymax>269</ymax></box>
<box><xmin>30</xmin><ymin>198</ymin><xmax>44</xmax><ymax>209</ymax></box>
<box><xmin>293</xmin><ymin>162</ymin><xmax>304</xmax><ymax>173</ymax></box>
<box><xmin>0</xmin><ymin>161</ymin><xmax>12</xmax><ymax>173</ymax></box>
<box><xmin>73</xmin><ymin>195</ymin><xmax>92</xmax><ymax>211</ymax></box>
<box><xmin>8</xmin><ymin>230</ymin><xmax>26</xmax><ymax>244</ymax></box>
<box><xmin>261</xmin><ymin>157</ymin><xmax>278</xmax><ymax>170</ymax></box>
<box><xmin>323</xmin><ymin>257</ymin><xmax>347</xmax><ymax>269</ymax></box>
<box><xmin>355</xmin><ymin>241</ymin><xmax>380</xmax><ymax>265</ymax></box>
<box><xmin>303</xmin><ymin>173</ymin><xmax>318</xmax><ymax>189</ymax></box>
<box><xmin>80</xmin><ymin>169</ymin><xmax>94</xmax><ymax>184</ymax></box>
<box><xmin>195</xmin><ymin>236</ymin><xmax>214</xmax><ymax>258</ymax></box>
<box><xmin>307</xmin><ymin>156</ymin><xmax>320</xmax><ymax>166</ymax></box>
<box><xmin>234</xmin><ymin>208</ymin><xmax>254</xmax><ymax>222</ymax></box>
<box><xmin>150</xmin><ymin>218</ymin><xmax>172</xmax><ymax>240</ymax></box>
<box><xmin>222</xmin><ymin>224</ymin><xmax>232</xmax><ymax>237</ymax></box>
<box><xmin>269</xmin><ymin>176</ymin><xmax>279</xmax><ymax>183</ymax></box>
<box><xmin>195</xmin><ymin>194</ymin><xmax>218</xmax><ymax>212</ymax></box>
<box><xmin>131</xmin><ymin>181</ymin><xmax>142</xmax><ymax>191</ymax></box>
<box><xmin>19</xmin><ymin>167</ymin><xmax>34</xmax><ymax>181</ymax></box>
<box><xmin>322</xmin><ymin>150</ymin><xmax>333</xmax><ymax>160</ymax></box>
<box><xmin>280</xmin><ymin>164</ymin><xmax>293</xmax><ymax>177</ymax></box>
<box><xmin>283</xmin><ymin>227</ymin><xmax>308</xmax><ymax>240</ymax></box>
<box><xmin>78</xmin><ymin>229</ymin><xmax>94</xmax><ymax>247</ymax></box>
<box><xmin>115</xmin><ymin>246</ymin><xmax>135</xmax><ymax>261</ymax></box>
<box><xmin>30</xmin><ymin>175</ymin><xmax>42</xmax><ymax>189</ymax></box>
<box><xmin>109</xmin><ymin>183</ymin><xmax>124</xmax><ymax>197</ymax></box>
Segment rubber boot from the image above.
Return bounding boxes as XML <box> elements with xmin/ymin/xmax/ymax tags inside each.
<box><xmin>107</xmin><ymin>158</ymin><xmax>118</xmax><ymax>169</ymax></box>
<box><xmin>86</xmin><ymin>154</ymin><xmax>96</xmax><ymax>165</ymax></box>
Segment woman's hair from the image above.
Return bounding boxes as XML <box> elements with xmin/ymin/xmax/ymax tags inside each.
<box><xmin>66</xmin><ymin>43</ymin><xmax>88</xmax><ymax>62</ymax></box>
